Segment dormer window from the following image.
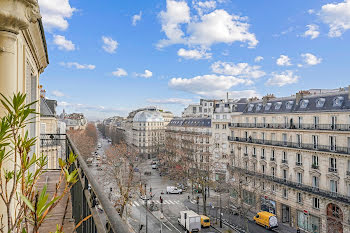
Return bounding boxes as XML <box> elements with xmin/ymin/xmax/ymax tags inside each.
<box><xmin>248</xmin><ymin>104</ymin><xmax>254</xmax><ymax>112</ymax></box>
<box><xmin>300</xmin><ymin>99</ymin><xmax>309</xmax><ymax>109</ymax></box>
<box><xmin>274</xmin><ymin>102</ymin><xmax>282</xmax><ymax>110</ymax></box>
<box><xmin>265</xmin><ymin>103</ymin><xmax>272</xmax><ymax>111</ymax></box>
<box><xmin>333</xmin><ymin>96</ymin><xmax>344</xmax><ymax>107</ymax></box>
<box><xmin>286</xmin><ymin>101</ymin><xmax>294</xmax><ymax>110</ymax></box>
<box><xmin>316</xmin><ymin>98</ymin><xmax>325</xmax><ymax>108</ymax></box>
<box><xmin>256</xmin><ymin>103</ymin><xmax>262</xmax><ymax>111</ymax></box>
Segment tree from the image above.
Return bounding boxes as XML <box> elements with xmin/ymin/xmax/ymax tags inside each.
<box><xmin>67</xmin><ymin>123</ymin><xmax>98</xmax><ymax>159</ymax></box>
<box><xmin>0</xmin><ymin>93</ymin><xmax>81</xmax><ymax>233</ymax></box>
<box><xmin>227</xmin><ymin>165</ymin><xmax>262</xmax><ymax>233</ymax></box>
<box><xmin>105</xmin><ymin>142</ymin><xmax>139</xmax><ymax>218</ymax></box>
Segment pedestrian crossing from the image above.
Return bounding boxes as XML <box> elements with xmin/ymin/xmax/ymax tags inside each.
<box><xmin>129</xmin><ymin>199</ymin><xmax>181</xmax><ymax>207</ymax></box>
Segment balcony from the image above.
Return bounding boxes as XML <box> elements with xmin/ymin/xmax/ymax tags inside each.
<box><xmin>252</xmin><ymin>154</ymin><xmax>257</xmax><ymax>158</ymax></box>
<box><xmin>328</xmin><ymin>167</ymin><xmax>338</xmax><ymax>173</ymax></box>
<box><xmin>243</xmin><ymin>153</ymin><xmax>248</xmax><ymax>156</ymax></box>
<box><xmin>40</xmin><ymin>134</ymin><xmax>131</xmax><ymax>233</ymax></box>
<box><xmin>227</xmin><ymin>136</ymin><xmax>350</xmax><ymax>155</ymax></box>
<box><xmin>296</xmin><ymin>162</ymin><xmax>303</xmax><ymax>166</ymax></box>
<box><xmin>282</xmin><ymin>159</ymin><xmax>288</xmax><ymax>164</ymax></box>
<box><xmin>311</xmin><ymin>164</ymin><xmax>319</xmax><ymax>169</ymax></box>
<box><xmin>270</xmin><ymin>157</ymin><xmax>275</xmax><ymax>161</ymax></box>
<box><xmin>228</xmin><ymin>123</ymin><xmax>350</xmax><ymax>132</ymax></box>
<box><xmin>230</xmin><ymin>166</ymin><xmax>350</xmax><ymax>204</ymax></box>
<box><xmin>261</xmin><ymin>156</ymin><xmax>266</xmax><ymax>160</ymax></box>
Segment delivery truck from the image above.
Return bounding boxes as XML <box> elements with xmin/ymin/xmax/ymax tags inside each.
<box><xmin>178</xmin><ymin>210</ymin><xmax>201</xmax><ymax>232</ymax></box>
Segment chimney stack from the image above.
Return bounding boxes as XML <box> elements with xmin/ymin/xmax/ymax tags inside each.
<box><xmin>296</xmin><ymin>91</ymin><xmax>304</xmax><ymax>105</ymax></box>
<box><xmin>40</xmin><ymin>88</ymin><xmax>46</xmax><ymax>98</ymax></box>
<box><xmin>262</xmin><ymin>94</ymin><xmax>275</xmax><ymax>105</ymax></box>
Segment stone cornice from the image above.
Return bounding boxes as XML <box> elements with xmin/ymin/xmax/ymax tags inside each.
<box><xmin>0</xmin><ymin>0</ymin><xmax>41</xmax><ymax>34</ymax></box>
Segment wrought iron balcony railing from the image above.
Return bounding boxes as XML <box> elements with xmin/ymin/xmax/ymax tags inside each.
<box><xmin>40</xmin><ymin>134</ymin><xmax>131</xmax><ymax>233</ymax></box>
<box><xmin>227</xmin><ymin>136</ymin><xmax>350</xmax><ymax>155</ymax></box>
<box><xmin>228</xmin><ymin>123</ymin><xmax>350</xmax><ymax>131</ymax></box>
<box><xmin>231</xmin><ymin>166</ymin><xmax>350</xmax><ymax>205</ymax></box>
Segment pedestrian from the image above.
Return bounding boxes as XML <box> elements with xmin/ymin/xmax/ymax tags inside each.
<box><xmin>160</xmin><ymin>195</ymin><xmax>162</xmax><ymax>202</ymax></box>
<box><xmin>188</xmin><ymin>195</ymin><xmax>190</xmax><ymax>200</ymax></box>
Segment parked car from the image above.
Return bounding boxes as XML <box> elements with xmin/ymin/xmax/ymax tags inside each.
<box><xmin>200</xmin><ymin>215</ymin><xmax>210</xmax><ymax>228</ymax></box>
<box><xmin>166</xmin><ymin>186</ymin><xmax>183</xmax><ymax>194</ymax></box>
<box><xmin>152</xmin><ymin>164</ymin><xmax>158</xmax><ymax>169</ymax></box>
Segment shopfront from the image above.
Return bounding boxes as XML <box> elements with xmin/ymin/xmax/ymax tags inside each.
<box><xmin>282</xmin><ymin>204</ymin><xmax>290</xmax><ymax>224</ymax></box>
<box><xmin>297</xmin><ymin>210</ymin><xmax>320</xmax><ymax>233</ymax></box>
<box><xmin>261</xmin><ymin>196</ymin><xmax>276</xmax><ymax>214</ymax></box>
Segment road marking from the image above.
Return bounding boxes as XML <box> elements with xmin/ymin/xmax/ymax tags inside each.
<box><xmin>165</xmin><ymin>217</ymin><xmax>182</xmax><ymax>233</ymax></box>
<box><xmin>168</xmin><ymin>200</ymin><xmax>175</xmax><ymax>204</ymax></box>
<box><xmin>164</xmin><ymin>200</ymin><xmax>170</xmax><ymax>204</ymax></box>
<box><xmin>162</xmin><ymin>222</ymin><xmax>172</xmax><ymax>231</ymax></box>
<box><xmin>174</xmin><ymin>200</ymin><xmax>180</xmax><ymax>204</ymax></box>
<box><xmin>156</xmin><ymin>200</ymin><xmax>160</xmax><ymax>204</ymax></box>
<box><xmin>134</xmin><ymin>201</ymin><xmax>140</xmax><ymax>206</ymax></box>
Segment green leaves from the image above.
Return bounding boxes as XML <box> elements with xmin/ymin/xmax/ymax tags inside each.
<box><xmin>64</xmin><ymin>168</ymin><xmax>78</xmax><ymax>184</ymax></box>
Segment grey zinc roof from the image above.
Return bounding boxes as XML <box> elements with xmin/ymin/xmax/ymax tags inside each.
<box><xmin>243</xmin><ymin>91</ymin><xmax>350</xmax><ymax>114</ymax></box>
<box><xmin>168</xmin><ymin>118</ymin><xmax>211</xmax><ymax>127</ymax></box>
<box><xmin>40</xmin><ymin>98</ymin><xmax>55</xmax><ymax>117</ymax></box>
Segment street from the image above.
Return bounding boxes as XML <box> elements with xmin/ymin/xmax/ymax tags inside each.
<box><xmin>90</xmin><ymin>134</ymin><xmax>285</xmax><ymax>233</ymax></box>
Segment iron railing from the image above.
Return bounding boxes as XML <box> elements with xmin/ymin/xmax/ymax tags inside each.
<box><xmin>228</xmin><ymin>123</ymin><xmax>350</xmax><ymax>131</ymax></box>
<box><xmin>40</xmin><ymin>134</ymin><xmax>131</xmax><ymax>233</ymax></box>
<box><xmin>228</xmin><ymin>136</ymin><xmax>350</xmax><ymax>155</ymax></box>
<box><xmin>231</xmin><ymin>166</ymin><xmax>350</xmax><ymax>204</ymax></box>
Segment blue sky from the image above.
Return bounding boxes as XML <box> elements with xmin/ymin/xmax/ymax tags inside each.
<box><xmin>39</xmin><ymin>0</ymin><xmax>350</xmax><ymax>119</ymax></box>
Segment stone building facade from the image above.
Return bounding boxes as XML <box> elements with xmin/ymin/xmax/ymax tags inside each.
<box><xmin>229</xmin><ymin>88</ymin><xmax>350</xmax><ymax>233</ymax></box>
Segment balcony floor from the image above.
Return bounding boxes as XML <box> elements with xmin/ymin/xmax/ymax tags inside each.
<box><xmin>36</xmin><ymin>170</ymin><xmax>75</xmax><ymax>232</ymax></box>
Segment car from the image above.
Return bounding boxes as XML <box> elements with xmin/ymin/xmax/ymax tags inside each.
<box><xmin>152</xmin><ymin>164</ymin><xmax>158</xmax><ymax>169</ymax></box>
<box><xmin>166</xmin><ymin>186</ymin><xmax>183</xmax><ymax>194</ymax></box>
<box><xmin>96</xmin><ymin>156</ymin><xmax>101</xmax><ymax>160</ymax></box>
<box><xmin>200</xmin><ymin>215</ymin><xmax>210</xmax><ymax>228</ymax></box>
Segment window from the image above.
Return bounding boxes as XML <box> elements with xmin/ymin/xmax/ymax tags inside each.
<box><xmin>284</xmin><ymin>116</ymin><xmax>288</xmax><ymax>127</ymax></box>
<box><xmin>262</xmin><ymin>182</ymin><xmax>265</xmax><ymax>190</ymax></box>
<box><xmin>312</xmin><ymin>176</ymin><xmax>319</xmax><ymax>188</ymax></box>
<box><xmin>330</xmin><ymin>180</ymin><xmax>338</xmax><ymax>193</ymax></box>
<box><xmin>265</xmin><ymin>103</ymin><xmax>272</xmax><ymax>111</ymax></box>
<box><xmin>297</xmin><ymin>134</ymin><xmax>302</xmax><ymax>147</ymax></box>
<box><xmin>312</xmin><ymin>135</ymin><xmax>318</xmax><ymax>149</ymax></box>
<box><xmin>248</xmin><ymin>104</ymin><xmax>254</xmax><ymax>112</ymax></box>
<box><xmin>313</xmin><ymin>197</ymin><xmax>320</xmax><ymax>209</ymax></box>
<box><xmin>286</xmin><ymin>101</ymin><xmax>293</xmax><ymax>110</ymax></box>
<box><xmin>262</xmin><ymin>117</ymin><xmax>266</xmax><ymax>127</ymax></box>
<box><xmin>300</xmin><ymin>99</ymin><xmax>309</xmax><ymax>108</ymax></box>
<box><xmin>254</xmin><ymin>117</ymin><xmax>257</xmax><ymax>126</ymax></box>
<box><xmin>216</xmin><ymin>124</ymin><xmax>220</xmax><ymax>129</ymax></box>
<box><xmin>274</xmin><ymin>102</ymin><xmax>282</xmax><ymax>110</ymax></box>
<box><xmin>283</xmin><ymin>169</ymin><xmax>287</xmax><ymax>180</ymax></box>
<box><xmin>244</xmin><ymin>146</ymin><xmax>248</xmax><ymax>154</ymax></box>
<box><xmin>271</xmin><ymin>167</ymin><xmax>275</xmax><ymax>177</ymax></box>
<box><xmin>312</xmin><ymin>155</ymin><xmax>319</xmax><ymax>168</ymax></box>
<box><xmin>316</xmin><ymin>98</ymin><xmax>325</xmax><ymax>108</ymax></box>
<box><xmin>331</xmin><ymin>116</ymin><xmax>337</xmax><ymax>129</ymax></box>
<box><xmin>271</xmin><ymin>133</ymin><xmax>276</xmax><ymax>141</ymax></box>
<box><xmin>261</xmin><ymin>132</ymin><xmax>265</xmax><ymax>142</ymax></box>
<box><xmin>329</xmin><ymin>136</ymin><xmax>336</xmax><ymax>151</ymax></box>
<box><xmin>40</xmin><ymin>123</ymin><xmax>46</xmax><ymax>134</ymax></box>
<box><xmin>256</xmin><ymin>104</ymin><xmax>262</xmax><ymax>111</ymax></box>
<box><xmin>297</xmin><ymin>172</ymin><xmax>303</xmax><ymax>184</ymax></box>
<box><xmin>333</xmin><ymin>96</ymin><xmax>344</xmax><ymax>107</ymax></box>
<box><xmin>282</xmin><ymin>133</ymin><xmax>287</xmax><ymax>145</ymax></box>
<box><xmin>262</xmin><ymin>165</ymin><xmax>265</xmax><ymax>174</ymax></box>
<box><xmin>329</xmin><ymin>158</ymin><xmax>337</xmax><ymax>172</ymax></box>
<box><xmin>222</xmin><ymin>124</ymin><xmax>227</xmax><ymax>129</ymax></box>
<box><xmin>271</xmin><ymin>150</ymin><xmax>275</xmax><ymax>160</ymax></box>
<box><xmin>296</xmin><ymin>153</ymin><xmax>302</xmax><ymax>165</ymax></box>
<box><xmin>297</xmin><ymin>193</ymin><xmax>302</xmax><ymax>203</ymax></box>
<box><xmin>283</xmin><ymin>188</ymin><xmax>288</xmax><ymax>198</ymax></box>
<box><xmin>282</xmin><ymin>151</ymin><xmax>287</xmax><ymax>162</ymax></box>
<box><xmin>223</xmin><ymin>115</ymin><xmax>227</xmax><ymax>119</ymax></box>
<box><xmin>253</xmin><ymin>147</ymin><xmax>256</xmax><ymax>155</ymax></box>
<box><xmin>261</xmin><ymin>148</ymin><xmax>265</xmax><ymax>158</ymax></box>
<box><xmin>272</xmin><ymin>184</ymin><xmax>275</xmax><ymax>192</ymax></box>
<box><xmin>313</xmin><ymin>116</ymin><xmax>319</xmax><ymax>128</ymax></box>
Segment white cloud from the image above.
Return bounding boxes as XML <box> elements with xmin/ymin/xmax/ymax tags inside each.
<box><xmin>38</xmin><ymin>0</ymin><xmax>76</xmax><ymax>31</ymax></box>
<box><xmin>60</xmin><ymin>62</ymin><xmax>95</xmax><ymax>70</ymax></box>
<box><xmin>147</xmin><ymin>98</ymin><xmax>193</xmax><ymax>105</ymax></box>
<box><xmin>177</xmin><ymin>48</ymin><xmax>212</xmax><ymax>60</ymax></box>
<box><xmin>158</xmin><ymin>1</ymin><xmax>258</xmax><ymax>49</ymax></box>
<box><xmin>193</xmin><ymin>0</ymin><xmax>216</xmax><ymax>15</ymax></box>
<box><xmin>266</xmin><ymin>71</ymin><xmax>299</xmax><ymax>87</ymax></box>
<box><xmin>52</xmin><ymin>90</ymin><xmax>65</xmax><ymax>97</ymax></box>
<box><xmin>187</xmin><ymin>9</ymin><xmax>258</xmax><ymax>48</ymax></box>
<box><xmin>112</xmin><ymin>68</ymin><xmax>128</xmax><ymax>77</ymax></box>
<box><xmin>301</xmin><ymin>53</ymin><xmax>322</xmax><ymax>66</ymax></box>
<box><xmin>320</xmin><ymin>0</ymin><xmax>350</xmax><ymax>37</ymax></box>
<box><xmin>169</xmin><ymin>74</ymin><xmax>252</xmax><ymax>98</ymax></box>
<box><xmin>53</xmin><ymin>35</ymin><xmax>75</xmax><ymax>51</ymax></box>
<box><xmin>102</xmin><ymin>36</ymin><xmax>118</xmax><ymax>53</ymax></box>
<box><xmin>276</xmin><ymin>55</ymin><xmax>292</xmax><ymax>66</ymax></box>
<box><xmin>132</xmin><ymin>11</ymin><xmax>142</xmax><ymax>26</ymax></box>
<box><xmin>229</xmin><ymin>90</ymin><xmax>260</xmax><ymax>99</ymax></box>
<box><xmin>254</xmin><ymin>56</ymin><xmax>264</xmax><ymax>62</ymax></box>
<box><xmin>303</xmin><ymin>24</ymin><xmax>320</xmax><ymax>39</ymax></box>
<box><xmin>158</xmin><ymin>0</ymin><xmax>191</xmax><ymax>48</ymax></box>
<box><xmin>211</xmin><ymin>61</ymin><xmax>265</xmax><ymax>79</ymax></box>
<box><xmin>136</xmin><ymin>69</ymin><xmax>153</xmax><ymax>78</ymax></box>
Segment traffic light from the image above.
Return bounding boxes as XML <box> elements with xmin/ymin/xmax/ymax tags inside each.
<box><xmin>196</xmin><ymin>196</ymin><xmax>199</xmax><ymax>204</ymax></box>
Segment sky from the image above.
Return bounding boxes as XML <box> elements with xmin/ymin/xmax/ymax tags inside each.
<box><xmin>38</xmin><ymin>0</ymin><xmax>350</xmax><ymax>120</ymax></box>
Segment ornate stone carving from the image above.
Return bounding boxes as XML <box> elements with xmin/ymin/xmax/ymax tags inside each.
<box><xmin>0</xmin><ymin>0</ymin><xmax>41</xmax><ymax>34</ymax></box>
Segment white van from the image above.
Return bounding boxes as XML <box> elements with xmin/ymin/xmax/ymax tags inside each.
<box><xmin>166</xmin><ymin>186</ymin><xmax>183</xmax><ymax>194</ymax></box>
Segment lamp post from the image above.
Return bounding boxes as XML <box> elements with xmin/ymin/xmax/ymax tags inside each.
<box><xmin>219</xmin><ymin>193</ymin><xmax>222</xmax><ymax>228</ymax></box>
